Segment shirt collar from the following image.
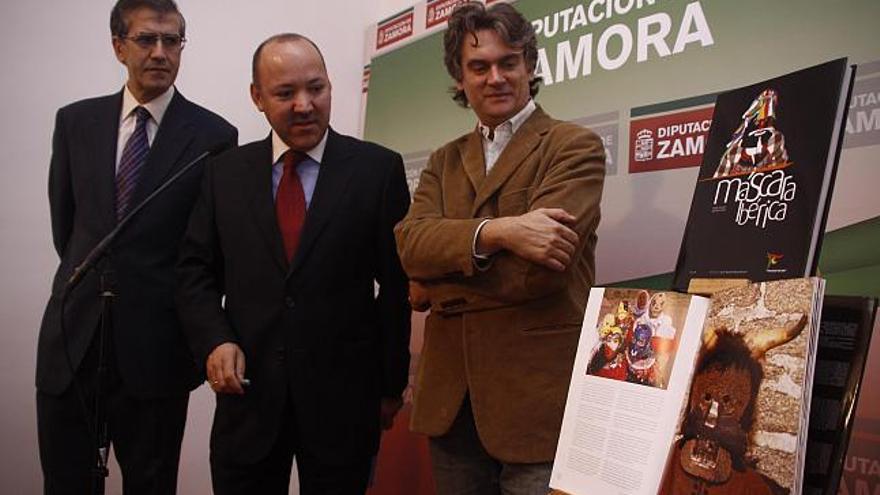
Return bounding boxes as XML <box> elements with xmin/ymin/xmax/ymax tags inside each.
<box><xmin>478</xmin><ymin>99</ymin><xmax>536</xmax><ymax>141</ymax></box>
<box><xmin>271</xmin><ymin>129</ymin><xmax>329</xmax><ymax>165</ymax></box>
<box><xmin>121</xmin><ymin>84</ymin><xmax>175</xmax><ymax>125</ymax></box>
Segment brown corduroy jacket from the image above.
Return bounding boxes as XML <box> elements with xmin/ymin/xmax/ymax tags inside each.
<box><xmin>394</xmin><ymin>106</ymin><xmax>606</xmax><ymax>463</ymax></box>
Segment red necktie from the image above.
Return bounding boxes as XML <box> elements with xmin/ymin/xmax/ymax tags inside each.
<box><xmin>276</xmin><ymin>151</ymin><xmax>307</xmax><ymax>262</ymax></box>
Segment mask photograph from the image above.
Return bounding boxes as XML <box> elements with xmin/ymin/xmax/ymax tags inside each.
<box><xmin>586</xmin><ymin>289</ymin><xmax>689</xmax><ymax>389</ymax></box>
<box><xmin>662</xmin><ymin>279</ymin><xmax>813</xmax><ymax>495</ymax></box>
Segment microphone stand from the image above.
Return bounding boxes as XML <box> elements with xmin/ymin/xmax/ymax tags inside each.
<box><xmin>91</xmin><ymin>269</ymin><xmax>114</xmax><ymax>495</ymax></box>
<box><xmin>65</xmin><ymin>149</ymin><xmax>211</xmax><ymax>291</ymax></box>
<box><xmin>59</xmin><ymin>150</ymin><xmax>211</xmax><ymax>495</ymax></box>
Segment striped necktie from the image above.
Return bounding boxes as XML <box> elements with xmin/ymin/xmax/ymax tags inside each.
<box><xmin>116</xmin><ymin>106</ymin><xmax>151</xmax><ymax>220</ymax></box>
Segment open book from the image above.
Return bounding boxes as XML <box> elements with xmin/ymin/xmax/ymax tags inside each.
<box><xmin>551</xmin><ymin>278</ymin><xmax>825</xmax><ymax>495</ymax></box>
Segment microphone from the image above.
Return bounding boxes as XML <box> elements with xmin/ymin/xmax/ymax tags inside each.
<box><xmin>64</xmin><ymin>149</ymin><xmax>216</xmax><ymax>293</ymax></box>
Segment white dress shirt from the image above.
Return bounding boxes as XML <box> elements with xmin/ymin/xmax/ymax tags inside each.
<box><xmin>270</xmin><ymin>130</ymin><xmax>327</xmax><ymax>210</ymax></box>
<box><xmin>116</xmin><ymin>85</ymin><xmax>175</xmax><ymax>171</ymax></box>
<box><xmin>472</xmin><ymin>99</ymin><xmax>537</xmax><ymax>263</ymax></box>
<box><xmin>478</xmin><ymin>99</ymin><xmax>536</xmax><ymax>172</ymax></box>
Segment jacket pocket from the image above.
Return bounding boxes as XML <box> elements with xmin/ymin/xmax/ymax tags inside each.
<box><xmin>520</xmin><ymin>322</ymin><xmax>581</xmax><ymax>335</ymax></box>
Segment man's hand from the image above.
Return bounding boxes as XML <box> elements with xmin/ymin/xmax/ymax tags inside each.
<box><xmin>477</xmin><ymin>208</ymin><xmax>579</xmax><ymax>272</ymax></box>
<box><xmin>408</xmin><ymin>281</ymin><xmax>431</xmax><ymax>312</ymax></box>
<box><xmin>206</xmin><ymin>342</ymin><xmax>246</xmax><ymax>394</ymax></box>
<box><xmin>380</xmin><ymin>397</ymin><xmax>404</xmax><ymax>430</ymax></box>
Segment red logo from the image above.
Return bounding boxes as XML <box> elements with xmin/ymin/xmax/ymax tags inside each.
<box><xmin>766</xmin><ymin>252</ymin><xmax>784</xmax><ymax>269</ymax></box>
<box><xmin>629</xmin><ymin>106</ymin><xmax>714</xmax><ymax>173</ymax></box>
<box><xmin>377</xmin><ymin>10</ymin><xmax>414</xmax><ymax>49</ymax></box>
<box><xmin>426</xmin><ymin>0</ymin><xmax>467</xmax><ymax>28</ymax></box>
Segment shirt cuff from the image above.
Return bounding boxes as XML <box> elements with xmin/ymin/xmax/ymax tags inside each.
<box><xmin>472</xmin><ymin>218</ymin><xmax>494</xmax><ymax>271</ymax></box>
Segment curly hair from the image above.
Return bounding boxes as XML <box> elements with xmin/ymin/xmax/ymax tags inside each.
<box><xmin>443</xmin><ymin>2</ymin><xmax>540</xmax><ymax>107</ymax></box>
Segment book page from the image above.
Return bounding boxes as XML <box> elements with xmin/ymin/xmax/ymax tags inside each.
<box><xmin>551</xmin><ymin>288</ymin><xmax>710</xmax><ymax>495</ymax></box>
<box><xmin>660</xmin><ymin>278</ymin><xmax>823</xmax><ymax>495</ymax></box>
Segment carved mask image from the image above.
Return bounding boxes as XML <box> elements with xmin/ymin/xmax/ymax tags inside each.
<box><xmin>678</xmin><ymin>313</ymin><xmax>806</xmax><ymax>483</ymax></box>
<box><xmin>649</xmin><ymin>292</ymin><xmax>666</xmax><ymax>319</ymax></box>
<box><xmin>680</xmin><ymin>349</ymin><xmax>756</xmax><ymax>483</ymax></box>
<box><xmin>633</xmin><ymin>290</ymin><xmax>649</xmax><ymax>319</ymax></box>
<box><xmin>603</xmin><ymin>330</ymin><xmax>623</xmax><ymax>357</ymax></box>
<box><xmin>714</xmin><ymin>88</ymin><xmax>790</xmax><ymax>177</ymax></box>
<box><xmin>629</xmin><ymin>323</ymin><xmax>655</xmax><ymax>362</ymax></box>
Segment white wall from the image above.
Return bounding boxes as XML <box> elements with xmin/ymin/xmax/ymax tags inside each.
<box><xmin>0</xmin><ymin>0</ymin><xmax>413</xmax><ymax>492</ymax></box>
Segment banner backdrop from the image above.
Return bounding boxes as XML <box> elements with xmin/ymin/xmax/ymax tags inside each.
<box><xmin>361</xmin><ymin>1</ymin><xmax>880</xmax><ymax>493</ymax></box>
<box><xmin>364</xmin><ymin>0</ymin><xmax>880</xmax><ymax>289</ymax></box>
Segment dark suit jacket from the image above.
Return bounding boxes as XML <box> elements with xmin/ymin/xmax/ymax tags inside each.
<box><xmin>37</xmin><ymin>89</ymin><xmax>237</xmax><ymax>399</ymax></box>
<box><xmin>175</xmin><ymin>130</ymin><xmax>411</xmax><ymax>465</ymax></box>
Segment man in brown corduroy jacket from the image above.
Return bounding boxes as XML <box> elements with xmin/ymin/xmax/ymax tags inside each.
<box><xmin>394</xmin><ymin>3</ymin><xmax>606</xmax><ymax>494</ymax></box>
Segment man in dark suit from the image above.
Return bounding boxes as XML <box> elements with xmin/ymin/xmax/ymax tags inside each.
<box><xmin>175</xmin><ymin>33</ymin><xmax>411</xmax><ymax>495</ymax></box>
<box><xmin>36</xmin><ymin>1</ymin><xmax>237</xmax><ymax>493</ymax></box>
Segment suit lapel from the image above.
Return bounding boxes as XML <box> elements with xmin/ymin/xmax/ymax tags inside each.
<box><xmin>90</xmin><ymin>92</ymin><xmax>124</xmax><ymax>232</ymax></box>
<box><xmin>470</xmin><ymin>107</ymin><xmax>552</xmax><ymax>217</ymax></box>
<box><xmin>288</xmin><ymin>129</ymin><xmax>355</xmax><ymax>278</ymax></box>
<box><xmin>244</xmin><ymin>136</ymin><xmax>289</xmax><ymax>274</ymax></box>
<box><xmin>132</xmin><ymin>90</ymin><xmax>195</xmax><ymax>208</ymax></box>
<box><xmin>458</xmin><ymin>129</ymin><xmax>486</xmax><ymax>192</ymax></box>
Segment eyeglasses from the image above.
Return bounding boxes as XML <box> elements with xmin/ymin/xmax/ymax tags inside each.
<box><xmin>121</xmin><ymin>33</ymin><xmax>186</xmax><ymax>50</ymax></box>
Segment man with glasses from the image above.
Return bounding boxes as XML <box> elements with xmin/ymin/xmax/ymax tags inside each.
<box><xmin>36</xmin><ymin>1</ymin><xmax>236</xmax><ymax>493</ymax></box>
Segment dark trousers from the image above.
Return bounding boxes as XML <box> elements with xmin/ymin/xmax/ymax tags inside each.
<box><xmin>428</xmin><ymin>396</ymin><xmax>553</xmax><ymax>495</ymax></box>
<box><xmin>210</xmin><ymin>397</ymin><xmax>373</xmax><ymax>495</ymax></box>
<box><xmin>37</xmin><ymin>334</ymin><xmax>189</xmax><ymax>495</ymax></box>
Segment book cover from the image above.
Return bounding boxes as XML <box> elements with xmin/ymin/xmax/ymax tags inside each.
<box><xmin>673</xmin><ymin>59</ymin><xmax>854</xmax><ymax>292</ymax></box>
<box><xmin>804</xmin><ymin>296</ymin><xmax>878</xmax><ymax>495</ymax></box>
